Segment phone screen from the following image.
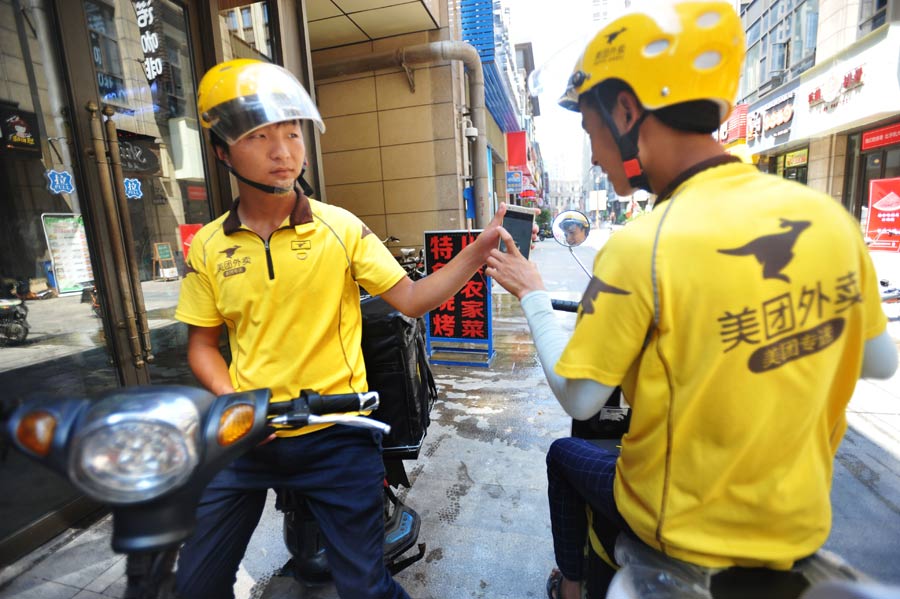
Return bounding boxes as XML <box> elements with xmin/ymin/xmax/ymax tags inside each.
<box><xmin>500</xmin><ymin>208</ymin><xmax>535</xmax><ymax>260</ymax></box>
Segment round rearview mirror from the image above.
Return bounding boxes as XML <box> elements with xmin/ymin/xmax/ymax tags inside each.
<box><xmin>552</xmin><ymin>210</ymin><xmax>591</xmax><ymax>248</ymax></box>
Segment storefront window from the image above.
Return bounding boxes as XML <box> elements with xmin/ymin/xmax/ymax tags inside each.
<box><xmin>742</xmin><ymin>42</ymin><xmax>762</xmax><ymax>98</ymax></box>
<box><xmin>859</xmin><ymin>0</ymin><xmax>888</xmax><ymax>38</ymax></box>
<box><xmin>219</xmin><ymin>1</ymin><xmax>275</xmax><ymax>61</ymax></box>
<box><xmin>86</xmin><ymin>0</ymin><xmax>128</xmax><ymax>105</ymax></box>
<box><xmin>790</xmin><ymin>0</ymin><xmax>818</xmax><ymax>71</ymax></box>
<box><xmin>843</xmin><ymin>133</ymin><xmax>862</xmax><ymax>219</ymax></box>
<box><xmin>885</xmin><ymin>148</ymin><xmax>900</xmax><ymax>180</ymax></box>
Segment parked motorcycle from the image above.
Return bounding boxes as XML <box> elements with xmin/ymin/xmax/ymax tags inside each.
<box><xmin>1</xmin><ymin>386</ymin><xmax>394</xmax><ymax>599</ymax></box>
<box><xmin>0</xmin><ymin>279</ymin><xmax>29</xmax><ymax>344</ymax></box>
<box><xmin>538</xmin><ymin>223</ymin><xmax>553</xmax><ymax>241</ymax></box>
<box><xmin>396</xmin><ymin>247</ymin><xmax>426</xmax><ymax>280</ymax></box>
<box><xmin>547</xmin><ymin>210</ymin><xmax>895</xmax><ymax>599</ymax></box>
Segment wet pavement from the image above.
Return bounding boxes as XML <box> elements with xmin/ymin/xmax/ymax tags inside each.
<box><xmin>1</xmin><ymin>227</ymin><xmax>899</xmax><ymax>598</ymax></box>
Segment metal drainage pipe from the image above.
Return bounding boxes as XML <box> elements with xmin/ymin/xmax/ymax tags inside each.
<box><xmin>314</xmin><ymin>41</ymin><xmax>490</xmax><ymax>228</ymax></box>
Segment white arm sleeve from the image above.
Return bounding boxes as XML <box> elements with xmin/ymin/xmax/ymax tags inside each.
<box><xmin>520</xmin><ymin>290</ymin><xmax>617</xmax><ymax>420</ymax></box>
<box><xmin>862</xmin><ymin>330</ymin><xmax>898</xmax><ymax>379</ymax></box>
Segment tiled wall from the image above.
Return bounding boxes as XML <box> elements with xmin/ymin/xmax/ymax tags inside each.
<box><xmin>807</xmin><ymin>135</ymin><xmax>847</xmax><ymax>201</ymax></box>
<box><xmin>313</xmin><ymin>30</ymin><xmax>467</xmax><ymax>248</ymax></box>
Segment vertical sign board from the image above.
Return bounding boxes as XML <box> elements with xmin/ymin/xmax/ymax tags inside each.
<box><xmin>424</xmin><ymin>230</ymin><xmax>495</xmax><ymax>367</ymax></box>
<box><xmin>866</xmin><ymin>178</ymin><xmax>900</xmax><ymax>252</ymax></box>
<box><xmin>41</xmin><ymin>213</ymin><xmax>94</xmax><ymax>295</ymax></box>
<box><xmin>152</xmin><ymin>242</ymin><xmax>179</xmax><ymax>279</ymax></box>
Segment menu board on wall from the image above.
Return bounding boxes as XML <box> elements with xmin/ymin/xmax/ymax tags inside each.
<box><xmin>41</xmin><ymin>213</ymin><xmax>94</xmax><ymax>295</ymax></box>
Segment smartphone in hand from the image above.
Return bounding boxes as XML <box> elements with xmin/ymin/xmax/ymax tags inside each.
<box><xmin>500</xmin><ymin>205</ymin><xmax>537</xmax><ymax>260</ymax></box>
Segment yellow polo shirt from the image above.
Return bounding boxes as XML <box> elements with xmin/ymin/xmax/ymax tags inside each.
<box><xmin>556</xmin><ymin>160</ymin><xmax>886</xmax><ymax>568</ymax></box>
<box><xmin>175</xmin><ymin>193</ymin><xmax>407</xmax><ymax>435</ymax></box>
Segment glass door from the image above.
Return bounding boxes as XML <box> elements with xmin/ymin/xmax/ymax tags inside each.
<box><xmin>0</xmin><ymin>0</ymin><xmax>212</xmax><ymax>565</ymax></box>
<box><xmin>80</xmin><ymin>0</ymin><xmax>212</xmax><ymax>384</ymax></box>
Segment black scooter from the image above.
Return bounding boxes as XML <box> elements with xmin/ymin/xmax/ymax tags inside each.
<box><xmin>2</xmin><ymin>386</ymin><xmax>394</xmax><ymax>599</ymax></box>
<box><xmin>279</xmin><ymin>294</ymin><xmax>431</xmax><ymax>584</ymax></box>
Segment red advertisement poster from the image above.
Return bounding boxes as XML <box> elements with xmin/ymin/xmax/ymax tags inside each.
<box><xmin>866</xmin><ymin>178</ymin><xmax>900</xmax><ymax>252</ymax></box>
<box><xmin>425</xmin><ymin>230</ymin><xmax>488</xmax><ymax>340</ymax></box>
<box><xmin>179</xmin><ymin>223</ymin><xmax>204</xmax><ymax>259</ymax></box>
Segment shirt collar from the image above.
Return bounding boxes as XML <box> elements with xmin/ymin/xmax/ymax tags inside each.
<box><xmin>654</xmin><ymin>154</ymin><xmax>742</xmax><ymax>207</ymax></box>
<box><xmin>223</xmin><ymin>187</ymin><xmax>314</xmax><ymax>235</ymax></box>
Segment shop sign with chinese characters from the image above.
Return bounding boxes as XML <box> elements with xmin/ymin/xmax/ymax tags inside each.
<box><xmin>131</xmin><ymin>1</ymin><xmax>165</xmax><ymax>81</ymax></box>
<box><xmin>717</xmin><ymin>104</ymin><xmax>748</xmax><ymax>145</ymax></box>
<box><xmin>425</xmin><ymin>231</ymin><xmax>490</xmax><ymax>341</ymax></box>
<box><xmin>861</xmin><ymin>122</ymin><xmax>900</xmax><ymax>152</ymax></box>
<box><xmin>747</xmin><ymin>93</ymin><xmax>795</xmax><ymax>146</ymax></box>
<box><xmin>807</xmin><ymin>66</ymin><xmax>864</xmax><ymax>113</ymax></box>
<box><xmin>866</xmin><ymin>178</ymin><xmax>900</xmax><ymax>252</ymax></box>
<box><xmin>506</xmin><ymin>171</ymin><xmax>523</xmax><ymax>194</ymax></box>
<box><xmin>784</xmin><ymin>148</ymin><xmax>808</xmax><ymax>168</ymax></box>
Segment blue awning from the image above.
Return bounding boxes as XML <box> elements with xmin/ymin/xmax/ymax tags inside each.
<box><xmin>461</xmin><ymin>0</ymin><xmax>522</xmax><ymax>132</ymax></box>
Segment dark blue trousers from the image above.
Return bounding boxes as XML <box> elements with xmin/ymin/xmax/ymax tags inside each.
<box><xmin>546</xmin><ymin>437</ymin><xmax>630</xmax><ymax>581</ymax></box>
<box><xmin>175</xmin><ymin>425</ymin><xmax>410</xmax><ymax>599</ymax></box>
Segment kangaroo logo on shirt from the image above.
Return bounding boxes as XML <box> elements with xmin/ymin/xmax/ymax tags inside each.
<box><xmin>718</xmin><ymin>219</ymin><xmax>811</xmax><ymax>283</ymax></box>
<box><xmin>220</xmin><ymin>245</ymin><xmax>241</xmax><ymax>258</ymax></box>
<box><xmin>581</xmin><ymin>276</ymin><xmax>631</xmax><ymax>315</ymax></box>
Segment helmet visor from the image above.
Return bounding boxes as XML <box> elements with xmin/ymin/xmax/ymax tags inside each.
<box><xmin>202</xmin><ymin>67</ymin><xmax>325</xmax><ymax>144</ymax></box>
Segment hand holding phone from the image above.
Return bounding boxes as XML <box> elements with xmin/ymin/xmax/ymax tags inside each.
<box><xmin>499</xmin><ymin>205</ymin><xmax>537</xmax><ymax>260</ymax></box>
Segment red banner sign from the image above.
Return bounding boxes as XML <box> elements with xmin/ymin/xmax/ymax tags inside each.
<box><xmin>425</xmin><ymin>230</ymin><xmax>488</xmax><ymax>340</ymax></box>
<box><xmin>862</xmin><ymin>122</ymin><xmax>900</xmax><ymax>152</ymax></box>
<box><xmin>186</xmin><ymin>185</ymin><xmax>207</xmax><ymax>201</ymax></box>
<box><xmin>866</xmin><ymin>178</ymin><xmax>900</xmax><ymax>252</ymax></box>
<box><xmin>179</xmin><ymin>223</ymin><xmax>204</xmax><ymax>259</ymax></box>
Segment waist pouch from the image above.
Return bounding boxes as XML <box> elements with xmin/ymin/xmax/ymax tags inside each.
<box><xmin>361</xmin><ymin>296</ymin><xmax>438</xmax><ymax>459</ymax></box>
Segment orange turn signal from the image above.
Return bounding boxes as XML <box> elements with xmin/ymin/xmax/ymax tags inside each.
<box><xmin>217</xmin><ymin>404</ymin><xmax>255</xmax><ymax>446</ymax></box>
<box><xmin>16</xmin><ymin>411</ymin><xmax>56</xmax><ymax>456</ymax></box>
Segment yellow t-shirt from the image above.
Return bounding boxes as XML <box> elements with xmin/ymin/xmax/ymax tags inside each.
<box><xmin>175</xmin><ymin>194</ymin><xmax>407</xmax><ymax>435</ymax></box>
<box><xmin>556</xmin><ymin>162</ymin><xmax>886</xmax><ymax>568</ymax></box>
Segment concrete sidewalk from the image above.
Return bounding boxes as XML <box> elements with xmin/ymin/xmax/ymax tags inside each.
<box><xmin>1</xmin><ymin>232</ymin><xmax>898</xmax><ymax>598</ymax></box>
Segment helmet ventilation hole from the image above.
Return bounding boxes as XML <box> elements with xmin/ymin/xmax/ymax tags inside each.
<box><xmin>694</xmin><ymin>51</ymin><xmax>722</xmax><ymax>70</ymax></box>
<box><xmin>644</xmin><ymin>39</ymin><xmax>670</xmax><ymax>57</ymax></box>
<box><xmin>696</xmin><ymin>11</ymin><xmax>722</xmax><ymax>28</ymax></box>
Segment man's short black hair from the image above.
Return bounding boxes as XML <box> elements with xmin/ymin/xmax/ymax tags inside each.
<box><xmin>581</xmin><ymin>79</ymin><xmax>721</xmax><ymax>134</ymax></box>
<box><xmin>209</xmin><ymin>130</ymin><xmax>228</xmax><ymax>153</ymax></box>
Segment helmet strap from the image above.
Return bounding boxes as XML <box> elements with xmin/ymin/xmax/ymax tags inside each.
<box><xmin>595</xmin><ymin>102</ymin><xmax>651</xmax><ymax>192</ymax></box>
<box><xmin>218</xmin><ymin>159</ymin><xmax>295</xmax><ymax>195</ymax></box>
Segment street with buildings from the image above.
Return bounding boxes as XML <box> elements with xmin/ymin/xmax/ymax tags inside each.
<box><xmin>0</xmin><ymin>0</ymin><xmax>899</xmax><ymax>595</ymax></box>
<box><xmin>0</xmin><ymin>229</ymin><xmax>898</xmax><ymax>598</ymax></box>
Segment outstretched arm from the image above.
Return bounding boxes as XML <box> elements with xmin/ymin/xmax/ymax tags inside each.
<box><xmin>487</xmin><ymin>227</ymin><xmax>615</xmax><ymax>420</ymax></box>
<box><xmin>381</xmin><ymin>204</ymin><xmax>523</xmax><ymax>317</ymax></box>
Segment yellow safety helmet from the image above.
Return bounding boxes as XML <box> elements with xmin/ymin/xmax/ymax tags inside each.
<box><xmin>560</xmin><ymin>0</ymin><xmax>746</xmax><ymax>125</ymax></box>
<box><xmin>197</xmin><ymin>59</ymin><xmax>325</xmax><ymax>145</ymax></box>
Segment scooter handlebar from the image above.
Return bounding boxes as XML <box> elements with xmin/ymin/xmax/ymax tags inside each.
<box><xmin>267</xmin><ymin>390</ymin><xmax>386</xmax><ymax>432</ymax></box>
<box><xmin>551</xmin><ymin>299</ymin><xmax>579</xmax><ymax>313</ymax></box>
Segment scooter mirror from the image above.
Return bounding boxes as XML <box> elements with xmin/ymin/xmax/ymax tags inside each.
<box><xmin>552</xmin><ymin>210</ymin><xmax>591</xmax><ymax>248</ymax></box>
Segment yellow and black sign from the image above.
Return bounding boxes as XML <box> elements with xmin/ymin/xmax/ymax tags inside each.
<box><xmin>0</xmin><ymin>108</ymin><xmax>39</xmax><ymax>153</ymax></box>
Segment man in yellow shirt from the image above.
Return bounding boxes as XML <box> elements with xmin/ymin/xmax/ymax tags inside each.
<box><xmin>486</xmin><ymin>3</ymin><xmax>897</xmax><ymax>598</ymax></box>
<box><xmin>175</xmin><ymin>59</ymin><xmax>512</xmax><ymax>599</ymax></box>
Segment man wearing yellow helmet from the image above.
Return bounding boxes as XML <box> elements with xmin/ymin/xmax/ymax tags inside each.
<box><xmin>559</xmin><ymin>217</ymin><xmax>590</xmax><ymax>246</ymax></box>
<box><xmin>175</xmin><ymin>59</ymin><xmax>517</xmax><ymax>599</ymax></box>
<box><xmin>486</xmin><ymin>2</ymin><xmax>896</xmax><ymax>597</ymax></box>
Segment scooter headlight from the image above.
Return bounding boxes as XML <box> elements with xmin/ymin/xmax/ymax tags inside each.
<box><xmin>68</xmin><ymin>389</ymin><xmax>202</xmax><ymax>504</ymax></box>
